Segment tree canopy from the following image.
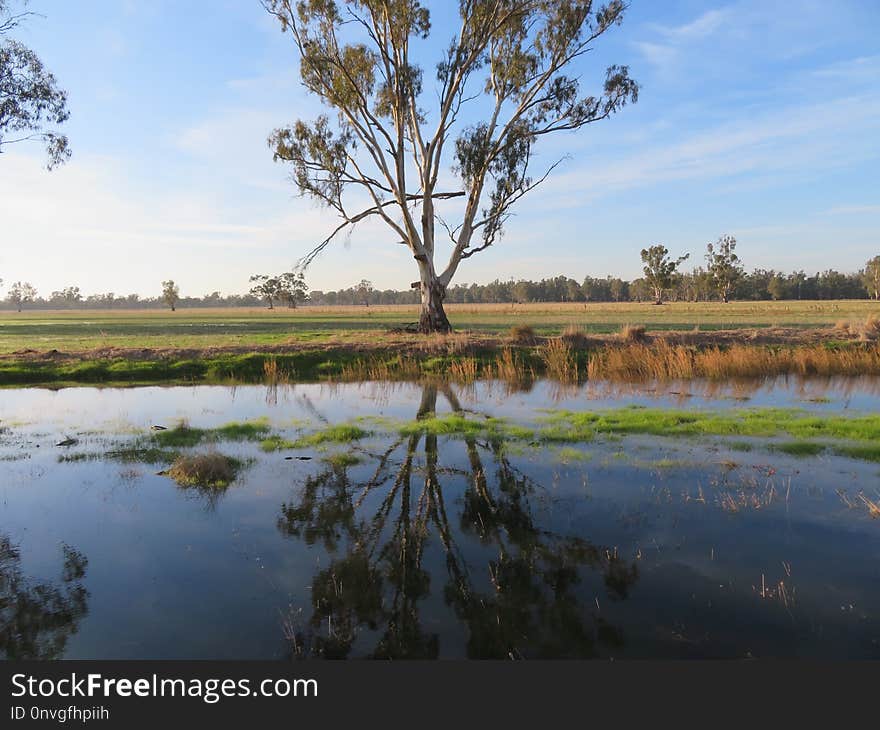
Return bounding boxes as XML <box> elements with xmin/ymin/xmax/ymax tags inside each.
<box><xmin>264</xmin><ymin>0</ymin><xmax>637</xmax><ymax>331</ymax></box>
<box><xmin>0</xmin><ymin>1</ymin><xmax>70</xmax><ymax>168</ymax></box>
<box><xmin>640</xmin><ymin>245</ymin><xmax>688</xmax><ymax>305</ymax></box>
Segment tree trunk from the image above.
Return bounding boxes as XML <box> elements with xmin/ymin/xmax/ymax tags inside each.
<box><xmin>418</xmin><ymin>270</ymin><xmax>451</xmax><ymax>334</ymax></box>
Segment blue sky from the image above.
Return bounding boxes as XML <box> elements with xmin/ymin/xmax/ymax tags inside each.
<box><xmin>2</xmin><ymin>0</ymin><xmax>879</xmax><ymax>298</ymax></box>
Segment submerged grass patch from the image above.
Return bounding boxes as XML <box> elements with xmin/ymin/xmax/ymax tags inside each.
<box><xmin>772</xmin><ymin>441</ymin><xmax>826</xmax><ymax>457</ymax></box>
<box><xmin>259</xmin><ymin>435</ymin><xmax>298</xmax><ymax>452</ymax></box>
<box><xmin>293</xmin><ymin>423</ymin><xmax>370</xmax><ymax>447</ymax></box>
<box><xmin>397</xmin><ymin>413</ymin><xmax>535</xmax><ymax>441</ymax></box>
<box><xmin>538</xmin><ymin>408</ymin><xmax>880</xmax><ymax>443</ymax></box>
<box><xmin>553</xmin><ymin>447</ymin><xmax>592</xmax><ymax>464</ymax></box>
<box><xmin>832</xmin><ymin>444</ymin><xmax>880</xmax><ymax>463</ymax></box>
<box><xmin>321</xmin><ymin>452</ymin><xmax>362</xmax><ymax>467</ymax></box>
<box><xmin>153</xmin><ymin>419</ymin><xmax>270</xmax><ymax>448</ymax></box>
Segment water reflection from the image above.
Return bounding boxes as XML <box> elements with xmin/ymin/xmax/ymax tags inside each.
<box><xmin>278</xmin><ymin>385</ymin><xmax>638</xmax><ymax>659</ymax></box>
<box><xmin>0</xmin><ymin>537</ymin><xmax>89</xmax><ymax>659</ymax></box>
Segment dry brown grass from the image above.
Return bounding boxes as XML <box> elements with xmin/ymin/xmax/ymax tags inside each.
<box><xmin>620</xmin><ymin>324</ymin><xmax>647</xmax><ymax>342</ymax></box>
<box><xmin>448</xmin><ymin>357</ymin><xmax>479</xmax><ymax>383</ymax></box>
<box><xmin>340</xmin><ymin>353</ymin><xmax>422</xmax><ymax>380</ymax></box>
<box><xmin>586</xmin><ymin>340</ymin><xmax>880</xmax><ymax>381</ymax></box>
<box><xmin>415</xmin><ymin>331</ymin><xmax>470</xmax><ymax>354</ymax></box>
<box><xmin>830</xmin><ymin>314</ymin><xmax>880</xmax><ymax>342</ymax></box>
<box><xmin>263</xmin><ymin>357</ymin><xmax>292</xmax><ymax>383</ymax></box>
<box><xmin>166</xmin><ymin>452</ymin><xmax>238</xmax><ymax>488</ymax></box>
<box><xmin>493</xmin><ymin>347</ymin><xmax>533</xmax><ymax>383</ymax></box>
<box><xmin>560</xmin><ymin>324</ymin><xmax>589</xmax><ymax>348</ymax></box>
<box><xmin>541</xmin><ymin>338</ymin><xmax>578</xmax><ymax>383</ymax></box>
<box><xmin>509</xmin><ymin>324</ymin><xmax>537</xmax><ymax>344</ymax></box>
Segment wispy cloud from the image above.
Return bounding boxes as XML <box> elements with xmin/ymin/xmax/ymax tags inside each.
<box><xmin>634</xmin><ymin>6</ymin><xmax>732</xmax><ymax>75</ymax></box>
<box><xmin>655</xmin><ymin>7</ymin><xmax>732</xmax><ymax>41</ymax></box>
<box><xmin>534</xmin><ymin>92</ymin><xmax>880</xmax><ymax>207</ymax></box>
<box><xmin>824</xmin><ymin>204</ymin><xmax>880</xmax><ymax>216</ymax></box>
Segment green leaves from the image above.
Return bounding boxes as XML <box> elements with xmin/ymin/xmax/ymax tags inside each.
<box><xmin>266</xmin><ymin>0</ymin><xmax>637</xmax><ymax>319</ymax></box>
<box><xmin>640</xmin><ymin>245</ymin><xmax>690</xmax><ymax>302</ymax></box>
<box><xmin>0</xmin><ymin>20</ymin><xmax>71</xmax><ymax>168</ymax></box>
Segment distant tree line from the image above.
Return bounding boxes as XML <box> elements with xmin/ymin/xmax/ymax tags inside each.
<box><xmin>2</xmin><ymin>253</ymin><xmax>878</xmax><ymax>311</ymax></box>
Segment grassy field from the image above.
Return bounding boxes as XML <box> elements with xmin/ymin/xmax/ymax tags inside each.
<box><xmin>1</xmin><ymin>301</ymin><xmax>879</xmax><ymax>386</ymax></box>
<box><xmin>1</xmin><ymin>300</ymin><xmax>879</xmax><ymax>354</ymax></box>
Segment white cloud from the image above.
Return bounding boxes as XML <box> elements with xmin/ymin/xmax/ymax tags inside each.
<box><xmin>655</xmin><ymin>7</ymin><xmax>732</xmax><ymax>41</ymax></box>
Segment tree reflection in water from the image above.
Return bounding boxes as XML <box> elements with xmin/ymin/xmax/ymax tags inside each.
<box><xmin>278</xmin><ymin>384</ymin><xmax>639</xmax><ymax>659</ymax></box>
<box><xmin>0</xmin><ymin>537</ymin><xmax>89</xmax><ymax>659</ymax></box>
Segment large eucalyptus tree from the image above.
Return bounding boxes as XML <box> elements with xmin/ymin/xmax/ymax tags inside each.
<box><xmin>264</xmin><ymin>0</ymin><xmax>637</xmax><ymax>332</ymax></box>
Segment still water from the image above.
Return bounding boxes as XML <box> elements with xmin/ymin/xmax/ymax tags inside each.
<box><xmin>2</xmin><ymin>378</ymin><xmax>879</xmax><ymax>659</ymax></box>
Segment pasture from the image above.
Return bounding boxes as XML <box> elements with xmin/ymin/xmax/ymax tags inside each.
<box><xmin>1</xmin><ymin>300</ymin><xmax>878</xmax><ymax>354</ymax></box>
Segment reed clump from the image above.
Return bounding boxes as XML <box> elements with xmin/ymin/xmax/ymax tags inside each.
<box><xmin>263</xmin><ymin>356</ymin><xmax>292</xmax><ymax>384</ymax></box>
<box><xmin>587</xmin><ymin>340</ymin><xmax>880</xmax><ymax>381</ymax></box>
<box><xmin>448</xmin><ymin>356</ymin><xmax>479</xmax><ymax>383</ymax></box>
<box><xmin>340</xmin><ymin>353</ymin><xmax>422</xmax><ymax>380</ymax></box>
<box><xmin>560</xmin><ymin>324</ymin><xmax>589</xmax><ymax>348</ymax></box>
<box><xmin>493</xmin><ymin>347</ymin><xmax>534</xmax><ymax>383</ymax></box>
<box><xmin>541</xmin><ymin>338</ymin><xmax>578</xmax><ymax>383</ymax></box>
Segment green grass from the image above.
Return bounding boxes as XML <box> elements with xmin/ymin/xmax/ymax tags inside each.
<box><xmin>537</xmin><ymin>408</ymin><xmax>880</xmax><ymax>442</ymax></box>
<box><xmin>293</xmin><ymin>424</ymin><xmax>370</xmax><ymax>446</ymax></box>
<box><xmin>259</xmin><ymin>435</ymin><xmax>298</xmax><ymax>452</ymax></box>
<box><xmin>280</xmin><ymin>408</ymin><xmax>880</xmax><ymax>465</ymax></box>
<box><xmin>553</xmin><ymin>447</ymin><xmax>592</xmax><ymax>464</ymax></box>
<box><xmin>832</xmin><ymin>444</ymin><xmax>880</xmax><ymax>463</ymax></box>
<box><xmin>321</xmin><ymin>452</ymin><xmax>362</xmax><ymax>467</ymax></box>
<box><xmin>771</xmin><ymin>441</ymin><xmax>826</xmax><ymax>457</ymax></box>
<box><xmin>1</xmin><ymin>300</ymin><xmax>877</xmax><ymax>355</ymax></box>
<box><xmin>153</xmin><ymin>419</ymin><xmax>270</xmax><ymax>448</ymax></box>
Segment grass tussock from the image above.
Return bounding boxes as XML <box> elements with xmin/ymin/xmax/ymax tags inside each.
<box><xmin>509</xmin><ymin>324</ymin><xmax>537</xmax><ymax>344</ymax></box>
<box><xmin>587</xmin><ymin>340</ymin><xmax>880</xmax><ymax>381</ymax></box>
<box><xmin>166</xmin><ymin>452</ymin><xmax>239</xmax><ymax>488</ymax></box>
<box><xmin>620</xmin><ymin>324</ymin><xmax>647</xmax><ymax>342</ymax></box>
<box><xmin>560</xmin><ymin>324</ymin><xmax>589</xmax><ymax>348</ymax></box>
